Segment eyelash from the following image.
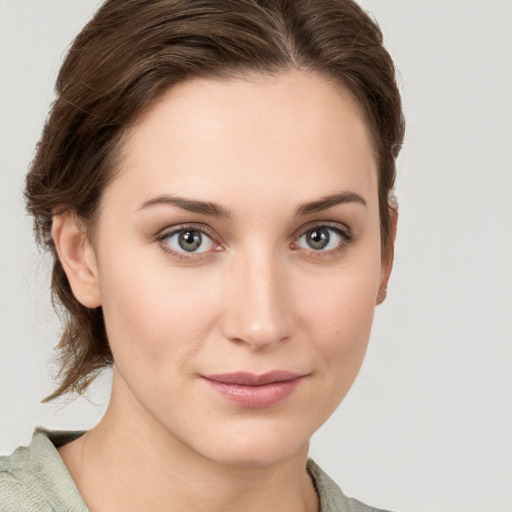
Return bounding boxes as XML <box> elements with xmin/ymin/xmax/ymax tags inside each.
<box><xmin>155</xmin><ymin>222</ymin><xmax>355</xmax><ymax>261</ymax></box>
<box><xmin>156</xmin><ymin>223</ymin><xmax>222</xmax><ymax>261</ymax></box>
<box><xmin>291</xmin><ymin>223</ymin><xmax>355</xmax><ymax>260</ymax></box>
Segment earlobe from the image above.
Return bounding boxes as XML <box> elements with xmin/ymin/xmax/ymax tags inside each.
<box><xmin>376</xmin><ymin>205</ymin><xmax>398</xmax><ymax>305</ymax></box>
<box><xmin>52</xmin><ymin>212</ymin><xmax>101</xmax><ymax>308</ymax></box>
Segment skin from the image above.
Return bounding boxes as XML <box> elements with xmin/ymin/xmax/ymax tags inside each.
<box><xmin>53</xmin><ymin>69</ymin><xmax>396</xmax><ymax>512</ymax></box>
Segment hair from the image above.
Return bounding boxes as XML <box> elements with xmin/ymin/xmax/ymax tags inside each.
<box><xmin>25</xmin><ymin>0</ymin><xmax>405</xmax><ymax>401</ymax></box>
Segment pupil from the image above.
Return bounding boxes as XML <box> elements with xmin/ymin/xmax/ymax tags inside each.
<box><xmin>307</xmin><ymin>228</ymin><xmax>329</xmax><ymax>250</ymax></box>
<box><xmin>179</xmin><ymin>230</ymin><xmax>202</xmax><ymax>251</ymax></box>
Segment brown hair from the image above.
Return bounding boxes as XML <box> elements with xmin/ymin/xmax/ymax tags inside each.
<box><xmin>25</xmin><ymin>0</ymin><xmax>405</xmax><ymax>401</ymax></box>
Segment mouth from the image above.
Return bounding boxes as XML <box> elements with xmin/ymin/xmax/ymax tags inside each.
<box><xmin>201</xmin><ymin>371</ymin><xmax>305</xmax><ymax>408</ymax></box>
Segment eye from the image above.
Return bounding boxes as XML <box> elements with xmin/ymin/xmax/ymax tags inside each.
<box><xmin>162</xmin><ymin>228</ymin><xmax>215</xmax><ymax>254</ymax></box>
<box><xmin>295</xmin><ymin>225</ymin><xmax>350</xmax><ymax>252</ymax></box>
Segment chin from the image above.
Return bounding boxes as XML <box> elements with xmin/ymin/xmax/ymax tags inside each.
<box><xmin>185</xmin><ymin>420</ymin><xmax>311</xmax><ymax>468</ymax></box>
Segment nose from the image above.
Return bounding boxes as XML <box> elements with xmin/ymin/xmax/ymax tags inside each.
<box><xmin>221</xmin><ymin>250</ymin><xmax>294</xmax><ymax>351</ymax></box>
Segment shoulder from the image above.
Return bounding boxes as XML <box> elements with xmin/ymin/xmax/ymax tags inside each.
<box><xmin>0</xmin><ymin>430</ymin><xmax>88</xmax><ymax>512</ymax></box>
<box><xmin>0</xmin><ymin>442</ymin><xmax>48</xmax><ymax>512</ymax></box>
<box><xmin>307</xmin><ymin>459</ymin><xmax>396</xmax><ymax>512</ymax></box>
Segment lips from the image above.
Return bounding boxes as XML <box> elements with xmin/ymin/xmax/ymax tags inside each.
<box><xmin>202</xmin><ymin>371</ymin><xmax>304</xmax><ymax>408</ymax></box>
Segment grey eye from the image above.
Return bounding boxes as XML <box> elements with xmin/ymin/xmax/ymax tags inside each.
<box><xmin>164</xmin><ymin>229</ymin><xmax>214</xmax><ymax>253</ymax></box>
<box><xmin>178</xmin><ymin>230</ymin><xmax>202</xmax><ymax>251</ymax></box>
<box><xmin>297</xmin><ymin>227</ymin><xmax>344</xmax><ymax>251</ymax></box>
<box><xmin>306</xmin><ymin>228</ymin><xmax>330</xmax><ymax>250</ymax></box>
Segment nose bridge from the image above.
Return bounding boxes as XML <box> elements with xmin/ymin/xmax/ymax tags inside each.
<box><xmin>222</xmin><ymin>245</ymin><xmax>293</xmax><ymax>349</ymax></box>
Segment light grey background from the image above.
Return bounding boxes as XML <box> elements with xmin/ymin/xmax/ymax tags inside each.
<box><xmin>1</xmin><ymin>1</ymin><xmax>511</xmax><ymax>511</ymax></box>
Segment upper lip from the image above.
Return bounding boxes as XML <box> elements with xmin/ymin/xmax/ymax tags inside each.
<box><xmin>203</xmin><ymin>371</ymin><xmax>304</xmax><ymax>386</ymax></box>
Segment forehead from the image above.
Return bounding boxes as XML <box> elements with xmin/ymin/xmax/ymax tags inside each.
<box><xmin>105</xmin><ymin>70</ymin><xmax>378</xmax><ymax>215</ymax></box>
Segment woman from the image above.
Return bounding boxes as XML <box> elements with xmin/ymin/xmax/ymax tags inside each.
<box><xmin>0</xmin><ymin>0</ymin><xmax>404</xmax><ymax>510</ymax></box>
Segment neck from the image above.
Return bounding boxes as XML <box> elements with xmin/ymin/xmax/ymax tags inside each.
<box><xmin>58</xmin><ymin>373</ymin><xmax>319</xmax><ymax>512</ymax></box>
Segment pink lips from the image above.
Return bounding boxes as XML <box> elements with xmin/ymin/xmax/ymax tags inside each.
<box><xmin>202</xmin><ymin>371</ymin><xmax>304</xmax><ymax>408</ymax></box>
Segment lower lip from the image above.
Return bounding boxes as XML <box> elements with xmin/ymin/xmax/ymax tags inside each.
<box><xmin>204</xmin><ymin>378</ymin><xmax>303</xmax><ymax>408</ymax></box>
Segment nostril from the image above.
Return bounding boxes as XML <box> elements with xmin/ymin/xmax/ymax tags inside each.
<box><xmin>227</xmin><ymin>322</ymin><xmax>291</xmax><ymax>351</ymax></box>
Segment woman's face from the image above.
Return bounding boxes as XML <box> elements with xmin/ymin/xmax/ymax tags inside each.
<box><xmin>85</xmin><ymin>70</ymin><xmax>391</xmax><ymax>466</ymax></box>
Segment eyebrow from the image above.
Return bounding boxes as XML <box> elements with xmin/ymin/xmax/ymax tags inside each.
<box><xmin>137</xmin><ymin>190</ymin><xmax>366</xmax><ymax>218</ymax></box>
<box><xmin>138</xmin><ymin>195</ymin><xmax>233</xmax><ymax>218</ymax></box>
<box><xmin>294</xmin><ymin>191</ymin><xmax>367</xmax><ymax>216</ymax></box>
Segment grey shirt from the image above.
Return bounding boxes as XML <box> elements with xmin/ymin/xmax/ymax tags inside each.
<box><xmin>1</xmin><ymin>430</ymin><xmax>392</xmax><ymax>512</ymax></box>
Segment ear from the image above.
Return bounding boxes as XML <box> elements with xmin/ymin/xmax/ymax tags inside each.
<box><xmin>52</xmin><ymin>212</ymin><xmax>101</xmax><ymax>308</ymax></box>
<box><xmin>376</xmin><ymin>205</ymin><xmax>398</xmax><ymax>305</ymax></box>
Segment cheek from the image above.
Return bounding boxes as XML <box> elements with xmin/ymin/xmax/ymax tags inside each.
<box><xmin>297</xmin><ymin>257</ymin><xmax>381</xmax><ymax>396</ymax></box>
<box><xmin>97</xmin><ymin>252</ymin><xmax>219</xmax><ymax>377</ymax></box>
